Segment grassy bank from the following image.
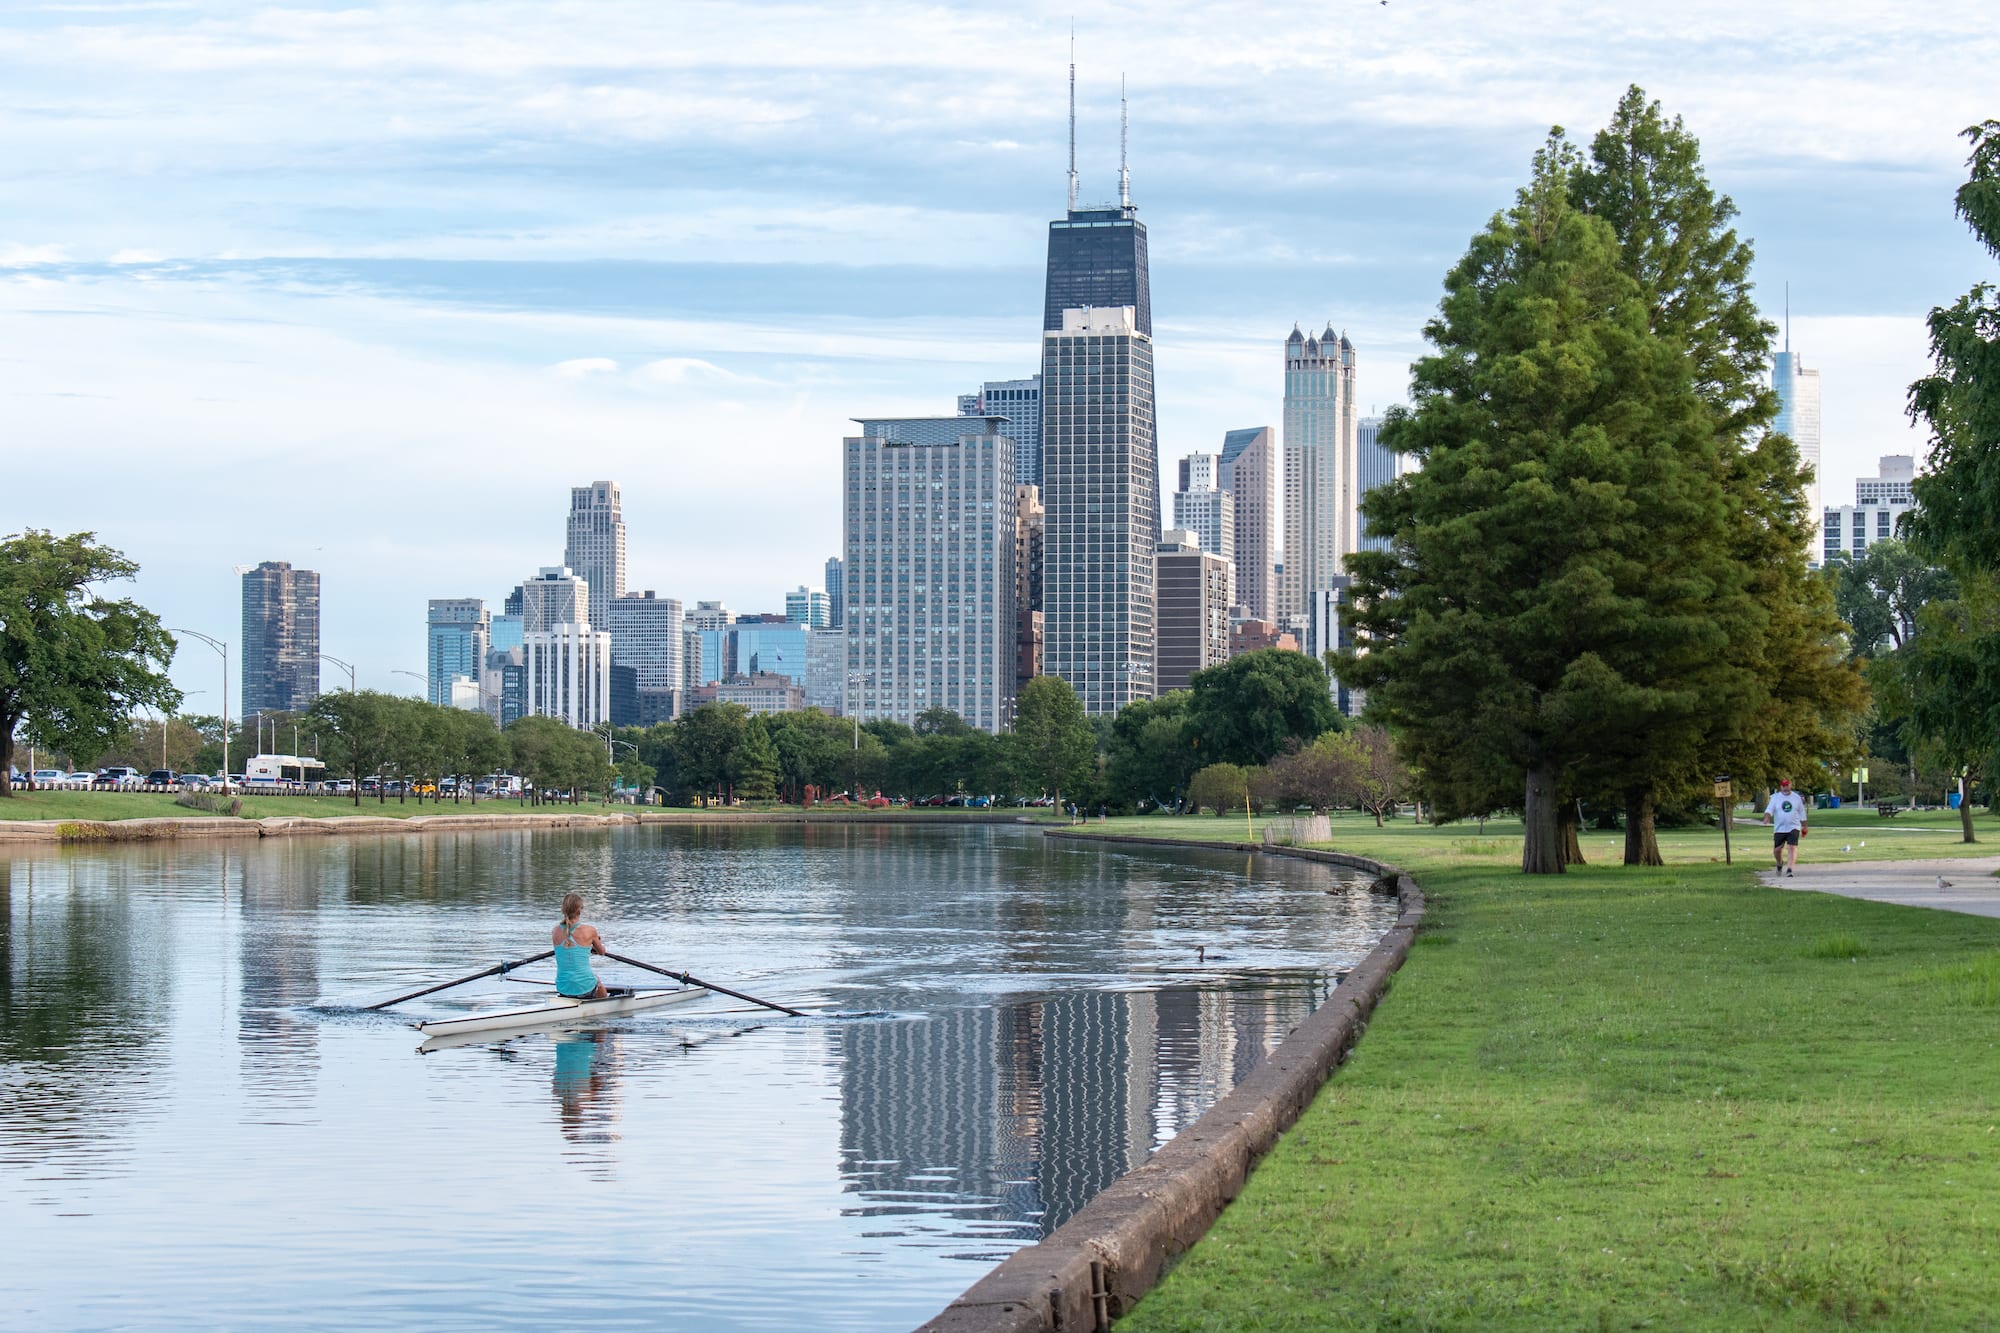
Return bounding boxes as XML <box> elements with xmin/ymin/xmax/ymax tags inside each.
<box><xmin>1103</xmin><ymin>816</ymin><xmax>2000</xmax><ymax>1329</ymax></box>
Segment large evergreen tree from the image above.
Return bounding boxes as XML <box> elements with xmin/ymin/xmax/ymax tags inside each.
<box><xmin>1341</xmin><ymin>136</ymin><xmax>1740</xmax><ymax>873</ymax></box>
<box><xmin>1570</xmin><ymin>87</ymin><xmax>1863</xmax><ymax>862</ymax></box>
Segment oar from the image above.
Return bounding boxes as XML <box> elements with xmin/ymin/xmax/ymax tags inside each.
<box><xmin>602</xmin><ymin>951</ymin><xmax>806</xmax><ymax>1017</ymax></box>
<box><xmin>364</xmin><ymin>950</ymin><xmax>556</xmax><ymax>1011</ymax></box>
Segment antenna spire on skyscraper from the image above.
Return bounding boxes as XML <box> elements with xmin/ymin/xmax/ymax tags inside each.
<box><xmin>1119</xmin><ymin>74</ymin><xmax>1130</xmax><ymax>208</ymax></box>
<box><xmin>1067</xmin><ymin>27</ymin><xmax>1079</xmax><ymax>212</ymax></box>
<box><xmin>1784</xmin><ymin>281</ymin><xmax>1791</xmax><ymax>353</ymax></box>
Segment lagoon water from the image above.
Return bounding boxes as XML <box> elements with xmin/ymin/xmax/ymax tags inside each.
<box><xmin>1</xmin><ymin>823</ymin><xmax>1395</xmax><ymax>1330</ymax></box>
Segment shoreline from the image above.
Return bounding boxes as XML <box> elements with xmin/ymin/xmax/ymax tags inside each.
<box><xmin>921</xmin><ymin>830</ymin><xmax>1422</xmax><ymax>1332</ymax></box>
<box><xmin>0</xmin><ymin>807</ymin><xmax>1035</xmax><ymax>844</ymax></box>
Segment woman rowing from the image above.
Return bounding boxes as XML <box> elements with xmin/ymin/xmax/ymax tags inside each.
<box><xmin>553</xmin><ymin>891</ymin><xmax>610</xmax><ymax>999</ymax></box>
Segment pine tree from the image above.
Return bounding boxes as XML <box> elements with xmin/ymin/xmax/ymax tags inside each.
<box><xmin>1342</xmin><ymin>136</ymin><xmax>1727</xmax><ymax>873</ymax></box>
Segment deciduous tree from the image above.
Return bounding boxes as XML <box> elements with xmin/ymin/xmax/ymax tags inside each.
<box><xmin>1010</xmin><ymin>676</ymin><xmax>1095</xmax><ymax>809</ymax></box>
<box><xmin>0</xmin><ymin>530</ymin><xmax>178</xmax><ymax>791</ymax></box>
<box><xmin>1184</xmin><ymin>650</ymin><xmax>1339</xmax><ymax>768</ymax></box>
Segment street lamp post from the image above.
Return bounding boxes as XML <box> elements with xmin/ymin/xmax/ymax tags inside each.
<box><xmin>320</xmin><ymin>654</ymin><xmax>357</xmax><ymax>693</ymax></box>
<box><xmin>169</xmin><ymin>628</ymin><xmax>229</xmax><ymax>791</ymax></box>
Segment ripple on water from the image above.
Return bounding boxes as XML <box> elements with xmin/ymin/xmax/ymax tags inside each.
<box><xmin>1</xmin><ymin>825</ymin><xmax>1396</xmax><ymax>1329</ymax></box>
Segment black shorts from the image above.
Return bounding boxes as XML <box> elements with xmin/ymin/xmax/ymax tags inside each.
<box><xmin>1773</xmin><ymin>830</ymin><xmax>1801</xmax><ymax>847</ymax></box>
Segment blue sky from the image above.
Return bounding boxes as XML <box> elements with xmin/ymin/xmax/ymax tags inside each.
<box><xmin>3</xmin><ymin>0</ymin><xmax>1995</xmax><ymax>700</ymax></box>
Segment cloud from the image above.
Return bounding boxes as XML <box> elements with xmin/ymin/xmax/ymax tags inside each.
<box><xmin>107</xmin><ymin>248</ymin><xmax>164</xmax><ymax>264</ymax></box>
<box><xmin>552</xmin><ymin>356</ymin><xmax>618</xmax><ymax>378</ymax></box>
<box><xmin>0</xmin><ymin>242</ymin><xmax>67</xmax><ymax>266</ymax></box>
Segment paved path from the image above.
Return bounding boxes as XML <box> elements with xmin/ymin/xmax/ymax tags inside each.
<box><xmin>1765</xmin><ymin>855</ymin><xmax>2000</xmax><ymax>919</ymax></box>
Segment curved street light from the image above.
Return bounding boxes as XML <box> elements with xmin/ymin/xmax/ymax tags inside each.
<box><xmin>168</xmin><ymin>628</ymin><xmax>230</xmax><ymax>791</ymax></box>
<box><xmin>318</xmin><ymin>648</ymin><xmax>358</xmax><ymax>688</ymax></box>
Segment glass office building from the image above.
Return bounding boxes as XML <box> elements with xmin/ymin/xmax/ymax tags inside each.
<box><xmin>844</xmin><ymin>417</ymin><xmax>1018</xmax><ymax>732</ymax></box>
<box><xmin>1043</xmin><ymin>205</ymin><xmax>1151</xmax><ymax>338</ymax></box>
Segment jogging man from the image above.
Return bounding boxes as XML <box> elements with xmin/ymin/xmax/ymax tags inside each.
<box><xmin>1763</xmin><ymin>778</ymin><xmax>1809</xmax><ymax>876</ymax></box>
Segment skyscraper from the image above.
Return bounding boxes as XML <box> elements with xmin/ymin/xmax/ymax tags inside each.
<box><xmin>1281</xmin><ymin>325</ymin><xmax>1359</xmax><ymax>625</ymax></box>
<box><xmin>845</xmin><ymin>417</ymin><xmax>1018</xmax><ymax>732</ymax></box>
<box><xmin>564</xmin><ymin>480</ymin><xmax>626</xmax><ymax>611</ymax></box>
<box><xmin>523</xmin><ymin>622</ymin><xmax>612</xmax><ymax>729</ymax></box>
<box><xmin>1042</xmin><ymin>305</ymin><xmax>1159</xmax><ymax>714</ymax></box>
<box><xmin>959</xmin><ymin>375</ymin><xmax>1044</xmax><ymax>486</ymax></box>
<box><xmin>426</xmin><ymin>598</ymin><xmax>490</xmax><ymax>708</ymax></box>
<box><xmin>1171</xmin><ymin>450</ymin><xmax>1234</xmax><ymax>600</ymax></box>
<box><xmin>240</xmin><ymin>561</ymin><xmax>320</xmax><ymax>717</ymax></box>
<box><xmin>824</xmin><ymin>556</ymin><xmax>845</xmax><ymax>629</ymax></box>
<box><xmin>1355</xmin><ymin>415</ymin><xmax>1398</xmax><ymax>553</ymax></box>
<box><xmin>1154</xmin><ymin>531</ymin><xmax>1232</xmax><ymax>692</ymax></box>
<box><xmin>1218</xmin><ymin>427</ymin><xmax>1280</xmax><ymax>622</ymax></box>
<box><xmin>1773</xmin><ymin>342</ymin><xmax>1824</xmax><ymax>563</ymax></box>
<box><xmin>607</xmin><ymin>591</ymin><xmax>683</xmax><ymax>724</ymax></box>
<box><xmin>784</xmin><ymin>586</ymin><xmax>831</xmax><ymax>628</ymax></box>
<box><xmin>1016</xmin><ymin>483</ymin><xmax>1045</xmax><ymax>690</ymax></box>
<box><xmin>519</xmin><ymin>567</ymin><xmax>589</xmax><ymax>634</ymax></box>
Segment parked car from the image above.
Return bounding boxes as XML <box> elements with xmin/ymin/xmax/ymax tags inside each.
<box><xmin>178</xmin><ymin>774</ymin><xmax>212</xmax><ymax>790</ymax></box>
<box><xmin>30</xmin><ymin>769</ymin><xmax>66</xmax><ymax>787</ymax></box>
<box><xmin>61</xmin><ymin>771</ymin><xmax>97</xmax><ymax>788</ymax></box>
<box><xmin>94</xmin><ymin>767</ymin><xmax>141</xmax><ymax>789</ymax></box>
<box><xmin>147</xmin><ymin>770</ymin><xmax>177</xmax><ymax>786</ymax></box>
<box><xmin>326</xmin><ymin>779</ymin><xmax>354</xmax><ymax>794</ymax></box>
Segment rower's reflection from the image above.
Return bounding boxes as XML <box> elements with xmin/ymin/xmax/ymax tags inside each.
<box><xmin>552</xmin><ymin>1030</ymin><xmax>622</xmax><ymax>1162</ymax></box>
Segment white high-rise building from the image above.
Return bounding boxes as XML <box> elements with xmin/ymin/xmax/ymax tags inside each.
<box><xmin>564</xmin><ymin>481</ymin><xmax>626</xmax><ymax>612</ymax></box>
<box><xmin>1774</xmin><ymin>346</ymin><xmax>1824</xmax><ymax>563</ymax></box>
<box><xmin>523</xmin><ymin>621</ymin><xmax>613</xmax><ymax>729</ymax></box>
<box><xmin>519</xmin><ymin>567</ymin><xmax>589</xmax><ymax>635</ymax></box>
<box><xmin>1172</xmin><ymin>451</ymin><xmax>1234</xmax><ymax>605</ymax></box>
<box><xmin>1280</xmin><ymin>325</ymin><xmax>1359</xmax><ymax>626</ymax></box>
<box><xmin>1218</xmin><ymin>426</ymin><xmax>1281</xmax><ymax>623</ymax></box>
<box><xmin>1824</xmin><ymin>455</ymin><xmax>1916</xmax><ymax>565</ymax></box>
<box><xmin>844</xmin><ymin>417</ymin><xmax>1018</xmax><ymax>732</ymax></box>
<box><xmin>1042</xmin><ymin>306</ymin><xmax>1159</xmax><ymax>714</ymax></box>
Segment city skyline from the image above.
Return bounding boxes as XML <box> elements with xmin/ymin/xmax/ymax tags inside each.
<box><xmin>4</xmin><ymin>3</ymin><xmax>1991</xmax><ymax>700</ymax></box>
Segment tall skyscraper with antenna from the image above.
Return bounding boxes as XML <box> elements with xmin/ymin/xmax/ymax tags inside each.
<box><xmin>1041</xmin><ymin>61</ymin><xmax>1161</xmax><ymax>714</ymax></box>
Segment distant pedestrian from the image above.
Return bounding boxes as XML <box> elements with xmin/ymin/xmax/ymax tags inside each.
<box><xmin>1763</xmin><ymin>778</ymin><xmax>1809</xmax><ymax>876</ymax></box>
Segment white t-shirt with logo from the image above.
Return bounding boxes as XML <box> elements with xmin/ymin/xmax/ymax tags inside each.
<box><xmin>1769</xmin><ymin>791</ymin><xmax>1807</xmax><ymax>833</ymax></box>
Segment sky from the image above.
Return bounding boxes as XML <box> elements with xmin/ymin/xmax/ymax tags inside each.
<box><xmin>2</xmin><ymin>0</ymin><xmax>1995</xmax><ymax>702</ymax></box>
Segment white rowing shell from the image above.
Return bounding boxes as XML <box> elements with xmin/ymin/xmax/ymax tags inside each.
<box><xmin>412</xmin><ymin>987</ymin><xmax>707</xmax><ymax>1040</ymax></box>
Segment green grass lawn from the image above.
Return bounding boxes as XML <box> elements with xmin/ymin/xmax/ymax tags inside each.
<box><xmin>1096</xmin><ymin>815</ymin><xmax>2000</xmax><ymax>1330</ymax></box>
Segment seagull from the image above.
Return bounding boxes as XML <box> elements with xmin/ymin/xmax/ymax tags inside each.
<box><xmin>1938</xmin><ymin>876</ymin><xmax>1956</xmax><ymax>891</ymax></box>
<box><xmin>1841</xmin><ymin>844</ymin><xmax>1853</xmax><ymax>852</ymax></box>
<box><xmin>1858</xmin><ymin>841</ymin><xmax>1866</xmax><ymax>848</ymax></box>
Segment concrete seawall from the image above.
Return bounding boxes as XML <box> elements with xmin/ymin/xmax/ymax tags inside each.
<box><xmin>0</xmin><ymin>808</ymin><xmax>1031</xmax><ymax>844</ymax></box>
<box><xmin>919</xmin><ymin>831</ymin><xmax>1425</xmax><ymax>1333</ymax></box>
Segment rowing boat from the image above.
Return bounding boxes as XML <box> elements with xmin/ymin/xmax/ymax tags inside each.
<box><xmin>412</xmin><ymin>986</ymin><xmax>707</xmax><ymax>1040</ymax></box>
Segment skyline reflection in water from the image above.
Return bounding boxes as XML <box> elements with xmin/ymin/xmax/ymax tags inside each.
<box><xmin>1</xmin><ymin>824</ymin><xmax>1395</xmax><ymax>1330</ymax></box>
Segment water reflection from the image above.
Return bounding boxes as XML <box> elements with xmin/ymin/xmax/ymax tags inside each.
<box><xmin>552</xmin><ymin>1030</ymin><xmax>621</xmax><ymax>1164</ymax></box>
<box><xmin>2</xmin><ymin>825</ymin><xmax>1396</xmax><ymax>1330</ymax></box>
<box><xmin>833</xmin><ymin>975</ymin><xmax>1330</xmax><ymax>1253</ymax></box>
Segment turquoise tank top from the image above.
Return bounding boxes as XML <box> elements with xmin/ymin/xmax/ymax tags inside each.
<box><xmin>554</xmin><ymin>922</ymin><xmax>599</xmax><ymax>997</ymax></box>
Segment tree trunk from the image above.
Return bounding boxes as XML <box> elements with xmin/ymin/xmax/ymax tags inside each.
<box><xmin>1961</xmin><ymin>793</ymin><xmax>1977</xmax><ymax>844</ymax></box>
<box><xmin>1622</xmin><ymin>787</ymin><xmax>1664</xmax><ymax>866</ymax></box>
<box><xmin>1372</xmin><ymin>804</ymin><xmax>1384</xmax><ymax>828</ymax></box>
<box><xmin>1522</xmin><ymin>763</ymin><xmax>1564</xmax><ymax>874</ymax></box>
<box><xmin>1560</xmin><ymin>803</ymin><xmax>1586</xmax><ymax>866</ymax></box>
<box><xmin>0</xmin><ymin>727</ymin><xmax>13</xmax><ymax>796</ymax></box>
